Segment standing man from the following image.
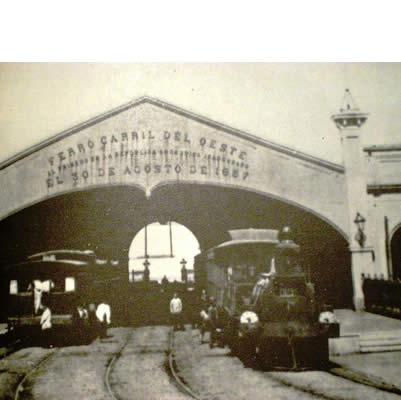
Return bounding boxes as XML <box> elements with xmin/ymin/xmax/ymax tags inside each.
<box><xmin>208</xmin><ymin>297</ymin><xmax>219</xmax><ymax>348</ymax></box>
<box><xmin>28</xmin><ymin>280</ymin><xmax>43</xmax><ymax>315</ymax></box>
<box><xmin>170</xmin><ymin>292</ymin><xmax>184</xmax><ymax>331</ymax></box>
<box><xmin>199</xmin><ymin>308</ymin><xmax>210</xmax><ymax>343</ymax></box>
<box><xmin>96</xmin><ymin>302</ymin><xmax>111</xmax><ymax>338</ymax></box>
<box><xmin>199</xmin><ymin>289</ymin><xmax>208</xmax><ymax>312</ymax></box>
<box><xmin>87</xmin><ymin>303</ymin><xmax>98</xmax><ymax>340</ymax></box>
<box><xmin>198</xmin><ymin>289</ymin><xmax>209</xmax><ymax>337</ymax></box>
<box><xmin>39</xmin><ymin>298</ymin><xmax>52</xmax><ymax>347</ymax></box>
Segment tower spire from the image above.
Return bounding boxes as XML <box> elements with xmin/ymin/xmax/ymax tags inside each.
<box><xmin>332</xmin><ymin>89</ymin><xmax>369</xmax><ymax>129</ymax></box>
<box><xmin>340</xmin><ymin>88</ymin><xmax>359</xmax><ymax>112</ymax></box>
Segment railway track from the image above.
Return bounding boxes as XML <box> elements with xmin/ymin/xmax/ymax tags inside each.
<box><xmin>169</xmin><ymin>328</ymin><xmax>401</xmax><ymax>400</ymax></box>
<box><xmin>328</xmin><ymin>364</ymin><xmax>401</xmax><ymax>397</ymax></box>
<box><xmin>168</xmin><ymin>328</ymin><xmax>203</xmax><ymax>400</ymax></box>
<box><xmin>6</xmin><ymin>326</ymin><xmax>187</xmax><ymax>400</ymax></box>
<box><xmin>14</xmin><ymin>349</ymin><xmax>56</xmax><ymax>400</ymax></box>
<box><xmin>105</xmin><ymin>329</ymin><xmax>135</xmax><ymax>400</ymax></box>
<box><xmin>105</xmin><ymin>326</ymin><xmax>196</xmax><ymax>400</ymax></box>
<box><xmin>7</xmin><ymin>327</ymin><xmax>400</xmax><ymax>400</ymax></box>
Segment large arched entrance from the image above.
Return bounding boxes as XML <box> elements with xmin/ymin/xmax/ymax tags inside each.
<box><xmin>0</xmin><ymin>183</ymin><xmax>352</xmax><ymax>309</ymax></box>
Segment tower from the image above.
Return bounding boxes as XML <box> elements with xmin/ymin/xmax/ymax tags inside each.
<box><xmin>332</xmin><ymin>89</ymin><xmax>373</xmax><ymax>311</ymax></box>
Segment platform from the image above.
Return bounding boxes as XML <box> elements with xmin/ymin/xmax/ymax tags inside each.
<box><xmin>330</xmin><ymin>309</ymin><xmax>401</xmax><ymax>355</ymax></box>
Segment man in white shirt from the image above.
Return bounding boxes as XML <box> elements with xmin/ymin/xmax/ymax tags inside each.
<box><xmin>170</xmin><ymin>293</ymin><xmax>184</xmax><ymax>331</ymax></box>
<box><xmin>39</xmin><ymin>300</ymin><xmax>53</xmax><ymax>347</ymax></box>
<box><xmin>40</xmin><ymin>305</ymin><xmax>52</xmax><ymax>330</ymax></box>
<box><xmin>96</xmin><ymin>303</ymin><xmax>111</xmax><ymax>338</ymax></box>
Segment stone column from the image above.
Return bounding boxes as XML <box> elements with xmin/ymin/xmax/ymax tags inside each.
<box><xmin>332</xmin><ymin>89</ymin><xmax>373</xmax><ymax>311</ymax></box>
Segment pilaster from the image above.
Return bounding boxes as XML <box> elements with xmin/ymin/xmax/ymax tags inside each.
<box><xmin>332</xmin><ymin>89</ymin><xmax>370</xmax><ymax>311</ymax></box>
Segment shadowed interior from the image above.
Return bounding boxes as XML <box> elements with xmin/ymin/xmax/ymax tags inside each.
<box><xmin>0</xmin><ymin>184</ymin><xmax>352</xmax><ymax>308</ymax></box>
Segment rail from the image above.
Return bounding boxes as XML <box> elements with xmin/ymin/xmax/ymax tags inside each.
<box><xmin>105</xmin><ymin>329</ymin><xmax>134</xmax><ymax>400</ymax></box>
<box><xmin>14</xmin><ymin>351</ymin><xmax>56</xmax><ymax>400</ymax></box>
<box><xmin>168</xmin><ymin>328</ymin><xmax>202</xmax><ymax>400</ymax></box>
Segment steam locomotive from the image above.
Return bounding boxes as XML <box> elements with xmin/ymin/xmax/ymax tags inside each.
<box><xmin>194</xmin><ymin>227</ymin><xmax>339</xmax><ymax>370</ymax></box>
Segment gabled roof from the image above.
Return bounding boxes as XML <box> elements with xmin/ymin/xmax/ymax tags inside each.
<box><xmin>0</xmin><ymin>96</ymin><xmax>344</xmax><ymax>173</ymax></box>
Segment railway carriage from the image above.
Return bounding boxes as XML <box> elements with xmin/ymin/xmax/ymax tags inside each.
<box><xmin>0</xmin><ymin>250</ymin><xmax>110</xmax><ymax>343</ymax></box>
<box><xmin>194</xmin><ymin>228</ymin><xmax>339</xmax><ymax>370</ymax></box>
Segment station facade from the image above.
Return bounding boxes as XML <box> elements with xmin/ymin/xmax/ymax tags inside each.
<box><xmin>0</xmin><ymin>91</ymin><xmax>400</xmax><ymax>310</ymax></box>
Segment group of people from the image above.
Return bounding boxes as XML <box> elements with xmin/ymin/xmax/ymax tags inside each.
<box><xmin>37</xmin><ymin>285</ymin><xmax>222</xmax><ymax>347</ymax></box>
<box><xmin>36</xmin><ymin>299</ymin><xmax>112</xmax><ymax>347</ymax></box>
<box><xmin>77</xmin><ymin>302</ymin><xmax>112</xmax><ymax>340</ymax></box>
<box><xmin>169</xmin><ymin>289</ymin><xmax>223</xmax><ymax>348</ymax></box>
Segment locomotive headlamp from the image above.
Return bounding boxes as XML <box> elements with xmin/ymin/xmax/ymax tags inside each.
<box><xmin>240</xmin><ymin>311</ymin><xmax>259</xmax><ymax>325</ymax></box>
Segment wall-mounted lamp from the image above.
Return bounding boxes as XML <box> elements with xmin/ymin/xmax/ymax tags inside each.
<box><xmin>354</xmin><ymin>212</ymin><xmax>366</xmax><ymax>247</ymax></box>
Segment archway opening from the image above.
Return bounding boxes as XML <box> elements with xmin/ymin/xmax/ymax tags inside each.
<box><xmin>128</xmin><ymin>222</ymin><xmax>200</xmax><ymax>283</ymax></box>
<box><xmin>0</xmin><ymin>184</ymin><xmax>352</xmax><ymax>309</ymax></box>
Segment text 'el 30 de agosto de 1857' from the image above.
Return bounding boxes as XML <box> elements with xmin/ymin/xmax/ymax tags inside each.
<box><xmin>45</xmin><ymin>130</ymin><xmax>251</xmax><ymax>188</ymax></box>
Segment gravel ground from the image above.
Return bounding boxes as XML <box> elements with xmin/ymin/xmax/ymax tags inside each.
<box><xmin>0</xmin><ymin>346</ymin><xmax>52</xmax><ymax>400</ymax></box>
<box><xmin>2</xmin><ymin>326</ymin><xmax>399</xmax><ymax>400</ymax></box>
<box><xmin>0</xmin><ymin>326</ymin><xmax>191</xmax><ymax>400</ymax></box>
<box><xmin>174</xmin><ymin>327</ymin><xmax>401</xmax><ymax>400</ymax></box>
<box><xmin>31</xmin><ymin>328</ymin><xmax>129</xmax><ymax>399</ymax></box>
<box><xmin>174</xmin><ymin>328</ymin><xmax>314</xmax><ymax>400</ymax></box>
<box><xmin>111</xmin><ymin>325</ymin><xmax>192</xmax><ymax>400</ymax></box>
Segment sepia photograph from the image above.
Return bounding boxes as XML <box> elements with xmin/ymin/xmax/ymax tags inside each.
<box><xmin>1</xmin><ymin>7</ymin><xmax>401</xmax><ymax>397</ymax></box>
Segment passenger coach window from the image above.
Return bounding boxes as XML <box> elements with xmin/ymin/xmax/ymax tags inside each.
<box><xmin>65</xmin><ymin>277</ymin><xmax>75</xmax><ymax>292</ymax></box>
<box><xmin>9</xmin><ymin>280</ymin><xmax>18</xmax><ymax>294</ymax></box>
